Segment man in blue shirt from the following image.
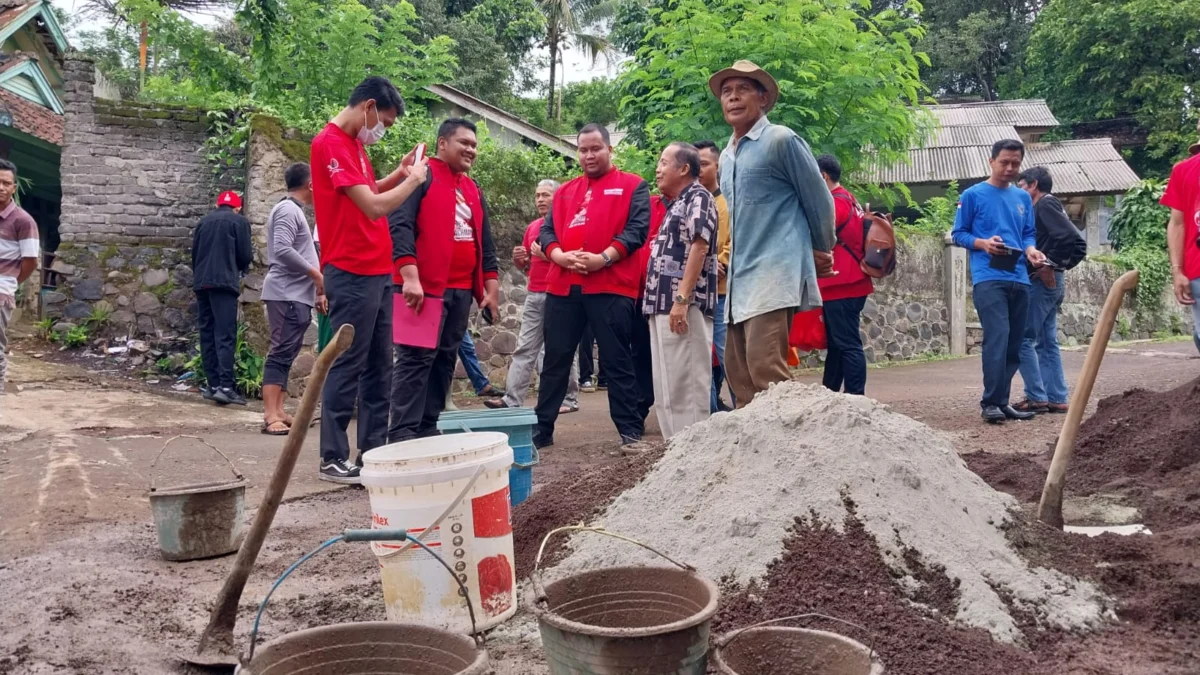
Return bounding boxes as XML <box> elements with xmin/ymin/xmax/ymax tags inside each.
<box><xmin>951</xmin><ymin>139</ymin><xmax>1047</xmax><ymax>424</ymax></box>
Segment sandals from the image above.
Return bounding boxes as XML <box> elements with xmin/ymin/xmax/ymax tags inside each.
<box><xmin>559</xmin><ymin>403</ymin><xmax>579</xmax><ymax>414</ymax></box>
<box><xmin>261</xmin><ymin>420</ymin><xmax>290</xmax><ymax>436</ymax></box>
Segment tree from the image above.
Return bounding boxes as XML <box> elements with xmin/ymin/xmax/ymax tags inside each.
<box><xmin>537</xmin><ymin>0</ymin><xmax>612</xmax><ymax>120</ymax></box>
<box><xmin>1023</xmin><ymin>0</ymin><xmax>1200</xmax><ymax>173</ymax></box>
<box><xmin>914</xmin><ymin>0</ymin><xmax>1041</xmax><ymax>101</ymax></box>
<box><xmin>617</xmin><ymin>0</ymin><xmax>929</xmax><ymax>183</ymax></box>
<box><xmin>559</xmin><ymin>77</ymin><xmax>620</xmax><ymax>130</ymax></box>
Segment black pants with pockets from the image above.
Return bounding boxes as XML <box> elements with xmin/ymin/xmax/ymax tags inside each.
<box><xmin>389</xmin><ymin>288</ymin><xmax>474</xmax><ymax>443</ymax></box>
<box><xmin>264</xmin><ymin>300</ymin><xmax>312</xmax><ymax>388</ymax></box>
<box><xmin>196</xmin><ymin>288</ymin><xmax>239</xmax><ymax>391</ymax></box>
<box><xmin>536</xmin><ymin>287</ymin><xmax>643</xmax><ymax>442</ymax></box>
<box><xmin>319</xmin><ymin>266</ymin><xmax>393</xmax><ymax>464</ymax></box>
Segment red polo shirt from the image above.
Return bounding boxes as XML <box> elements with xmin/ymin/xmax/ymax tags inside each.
<box><xmin>1161</xmin><ymin>154</ymin><xmax>1200</xmax><ymax>281</ymax></box>
<box><xmin>310</xmin><ymin>123</ymin><xmax>392</xmax><ymax>276</ymax></box>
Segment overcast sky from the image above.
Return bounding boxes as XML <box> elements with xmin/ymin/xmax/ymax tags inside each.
<box><xmin>50</xmin><ymin>0</ymin><xmax>615</xmax><ymax>87</ymax></box>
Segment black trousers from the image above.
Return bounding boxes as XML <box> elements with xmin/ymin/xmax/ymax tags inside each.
<box><xmin>264</xmin><ymin>300</ymin><xmax>312</xmax><ymax>388</ymax></box>
<box><xmin>536</xmin><ymin>287</ymin><xmax>642</xmax><ymax>441</ymax></box>
<box><xmin>196</xmin><ymin>288</ymin><xmax>239</xmax><ymax>391</ymax></box>
<box><xmin>319</xmin><ymin>267</ymin><xmax>393</xmax><ymax>463</ymax></box>
<box><xmin>822</xmin><ymin>296</ymin><xmax>868</xmax><ymax>396</ymax></box>
<box><xmin>578</xmin><ymin>324</ymin><xmax>599</xmax><ymax>385</ymax></box>
<box><xmin>389</xmin><ymin>288</ymin><xmax>474</xmax><ymax>442</ymax></box>
<box><xmin>631</xmin><ymin>311</ymin><xmax>654</xmax><ymax>422</ymax></box>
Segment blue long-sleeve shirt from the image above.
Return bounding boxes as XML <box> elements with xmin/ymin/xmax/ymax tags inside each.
<box><xmin>951</xmin><ymin>182</ymin><xmax>1036</xmax><ymax>286</ymax></box>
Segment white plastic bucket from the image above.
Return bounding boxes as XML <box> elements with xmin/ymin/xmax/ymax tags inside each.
<box><xmin>361</xmin><ymin>431</ymin><xmax>517</xmax><ymax>633</ymax></box>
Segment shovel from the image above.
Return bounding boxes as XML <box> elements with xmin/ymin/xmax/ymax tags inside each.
<box><xmin>1037</xmin><ymin>270</ymin><xmax>1138</xmax><ymax>529</ymax></box>
<box><xmin>184</xmin><ymin>324</ymin><xmax>355</xmax><ymax>667</ymax></box>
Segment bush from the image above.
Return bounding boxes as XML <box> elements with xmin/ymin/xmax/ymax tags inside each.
<box><xmin>1108</xmin><ymin>180</ymin><xmax>1171</xmax><ymax>316</ymax></box>
<box><xmin>185</xmin><ymin>324</ymin><xmax>266</xmax><ymax>398</ymax></box>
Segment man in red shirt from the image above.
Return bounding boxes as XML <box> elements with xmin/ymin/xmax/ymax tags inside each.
<box><xmin>535</xmin><ymin>123</ymin><xmax>651</xmax><ymax>449</ymax></box>
<box><xmin>1162</xmin><ymin>134</ymin><xmax>1200</xmax><ymax>355</ymax></box>
<box><xmin>815</xmin><ymin>154</ymin><xmax>873</xmax><ymax>395</ymax></box>
<box><xmin>311</xmin><ymin>76</ymin><xmax>429</xmax><ymax>484</ymax></box>
<box><xmin>484</xmin><ymin>179</ymin><xmax>583</xmax><ymax>412</ymax></box>
<box><xmin>388</xmin><ymin>118</ymin><xmax>500</xmax><ymax>442</ymax></box>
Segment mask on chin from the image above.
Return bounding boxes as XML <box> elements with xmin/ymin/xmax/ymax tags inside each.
<box><xmin>357</xmin><ymin>105</ymin><xmax>386</xmax><ymax>146</ymax></box>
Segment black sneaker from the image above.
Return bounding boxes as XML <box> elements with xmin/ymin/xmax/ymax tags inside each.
<box><xmin>1000</xmin><ymin>404</ymin><xmax>1035</xmax><ymax>421</ymax></box>
<box><xmin>212</xmin><ymin>387</ymin><xmax>247</xmax><ymax>406</ymax></box>
<box><xmin>200</xmin><ymin>386</ymin><xmax>215</xmax><ymax>401</ymax></box>
<box><xmin>533</xmin><ymin>432</ymin><xmax>554</xmax><ymax>449</ymax></box>
<box><xmin>319</xmin><ymin>459</ymin><xmax>361</xmax><ymax>484</ymax></box>
<box><xmin>981</xmin><ymin>405</ymin><xmax>1006</xmax><ymax>424</ymax></box>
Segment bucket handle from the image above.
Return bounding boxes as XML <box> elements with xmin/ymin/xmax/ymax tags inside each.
<box><xmin>244</xmin><ymin>528</ymin><xmax>484</xmax><ymax>665</ymax></box>
<box><xmin>374</xmin><ymin>463</ymin><xmax>486</xmax><ymax>560</ymax></box>
<box><xmin>714</xmin><ymin>613</ymin><xmax>877</xmax><ymax>663</ymax></box>
<box><xmin>149</xmin><ymin>435</ymin><xmax>243</xmax><ymax>492</ymax></box>
<box><xmin>531</xmin><ymin>525</ymin><xmax>696</xmax><ymax>605</ymax></box>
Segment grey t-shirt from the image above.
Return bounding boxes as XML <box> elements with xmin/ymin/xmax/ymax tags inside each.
<box><xmin>262</xmin><ymin>198</ymin><xmax>319</xmax><ymax>306</ymax></box>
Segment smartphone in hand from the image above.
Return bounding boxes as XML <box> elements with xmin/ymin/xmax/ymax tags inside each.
<box><xmin>414</xmin><ymin>143</ymin><xmax>426</xmax><ymax>163</ymax></box>
<box><xmin>481</xmin><ymin>307</ymin><xmax>495</xmax><ymax>325</ymax></box>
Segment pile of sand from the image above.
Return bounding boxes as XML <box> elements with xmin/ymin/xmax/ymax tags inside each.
<box><xmin>550</xmin><ymin>382</ymin><xmax>1110</xmax><ymax>643</ymax></box>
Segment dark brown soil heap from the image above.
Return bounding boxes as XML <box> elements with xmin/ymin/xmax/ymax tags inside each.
<box><xmin>964</xmin><ymin>376</ymin><xmax>1200</xmax><ymax>530</ymax></box>
<box><xmin>512</xmin><ymin>443</ymin><xmax>665</xmax><ymax>577</ymax></box>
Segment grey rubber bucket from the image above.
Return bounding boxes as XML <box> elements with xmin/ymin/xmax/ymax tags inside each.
<box><xmin>530</xmin><ymin>527</ymin><xmax>721</xmax><ymax>675</ymax></box>
<box><xmin>240</xmin><ymin>622</ymin><xmax>489</xmax><ymax>675</ymax></box>
<box><xmin>712</xmin><ymin>615</ymin><xmax>884</xmax><ymax>675</ymax></box>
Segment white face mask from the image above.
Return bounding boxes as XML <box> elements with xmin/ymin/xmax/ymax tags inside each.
<box><xmin>357</xmin><ymin>105</ymin><xmax>386</xmax><ymax>146</ymax></box>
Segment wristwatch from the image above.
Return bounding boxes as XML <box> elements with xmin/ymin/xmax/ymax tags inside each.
<box><xmin>674</xmin><ymin>293</ymin><xmax>690</xmax><ymax>305</ymax></box>
<box><xmin>601</xmin><ymin>252</ymin><xmax>613</xmax><ymax>267</ymax></box>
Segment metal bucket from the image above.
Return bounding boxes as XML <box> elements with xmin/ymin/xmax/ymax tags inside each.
<box><xmin>148</xmin><ymin>436</ymin><xmax>246</xmax><ymax>561</ymax></box>
<box><xmin>240</xmin><ymin>621</ymin><xmax>489</xmax><ymax>675</ymax></box>
<box><xmin>531</xmin><ymin>527</ymin><xmax>720</xmax><ymax>675</ymax></box>
<box><xmin>713</xmin><ymin>615</ymin><xmax>884</xmax><ymax>675</ymax></box>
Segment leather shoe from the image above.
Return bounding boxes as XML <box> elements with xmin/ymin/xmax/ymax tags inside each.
<box><xmin>1001</xmin><ymin>405</ymin><xmax>1035</xmax><ymax>421</ymax></box>
<box><xmin>981</xmin><ymin>405</ymin><xmax>1006</xmax><ymax>424</ymax></box>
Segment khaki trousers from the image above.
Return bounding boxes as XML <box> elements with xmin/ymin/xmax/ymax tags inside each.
<box><xmin>725</xmin><ymin>307</ymin><xmax>795</xmax><ymax>408</ymax></box>
<box><xmin>648</xmin><ymin>306</ymin><xmax>713</xmax><ymax>438</ymax></box>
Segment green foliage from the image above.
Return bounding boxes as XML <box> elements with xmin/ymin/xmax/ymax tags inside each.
<box><xmin>903</xmin><ymin>181</ymin><xmax>960</xmax><ymax>236</ymax></box>
<box><xmin>1107</xmin><ymin>180</ymin><xmax>1171</xmax><ymax>315</ymax></box>
<box><xmin>61</xmin><ymin>325</ymin><xmax>91</xmax><ymax>348</ymax></box>
<box><xmin>85</xmin><ymin>305</ymin><xmax>113</xmax><ymax>331</ymax></box>
<box><xmin>915</xmin><ymin>0</ymin><xmax>1038</xmax><ymax>101</ymax></box>
<box><xmin>558</xmin><ymin>78</ymin><xmax>622</xmax><ymax>132</ymax></box>
<box><xmin>616</xmin><ymin>0</ymin><xmax>929</xmax><ymax>184</ymax></box>
<box><xmin>1023</xmin><ymin>0</ymin><xmax>1200</xmax><ymax>171</ymax></box>
<box><xmin>34</xmin><ymin>318</ymin><xmax>54</xmax><ymax>342</ymax></box>
<box><xmin>184</xmin><ymin>324</ymin><xmax>266</xmax><ymax>398</ymax></box>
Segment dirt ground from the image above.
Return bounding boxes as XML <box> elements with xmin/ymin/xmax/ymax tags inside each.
<box><xmin>0</xmin><ymin>336</ymin><xmax>1196</xmax><ymax>673</ymax></box>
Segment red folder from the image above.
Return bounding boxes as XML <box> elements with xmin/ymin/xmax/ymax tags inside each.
<box><xmin>393</xmin><ymin>295</ymin><xmax>444</xmax><ymax>349</ymax></box>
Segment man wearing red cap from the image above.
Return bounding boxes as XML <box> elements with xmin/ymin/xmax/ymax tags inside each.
<box><xmin>191</xmin><ymin>190</ymin><xmax>252</xmax><ymax>405</ymax></box>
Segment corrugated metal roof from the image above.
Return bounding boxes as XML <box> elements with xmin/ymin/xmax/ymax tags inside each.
<box><xmin>922</xmin><ymin>124</ymin><xmax>1015</xmax><ymax>149</ymax></box>
<box><xmin>931</xmin><ymin>99</ymin><xmax>1058</xmax><ymax>129</ymax></box>
<box><xmin>425</xmin><ymin>84</ymin><xmax>578</xmax><ymax>158</ymax></box>
<box><xmin>866</xmin><ymin>138</ymin><xmax>1140</xmax><ymax>195</ymax></box>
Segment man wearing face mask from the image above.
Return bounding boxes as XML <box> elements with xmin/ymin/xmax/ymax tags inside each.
<box><xmin>311</xmin><ymin>76</ymin><xmax>429</xmax><ymax>484</ymax></box>
<box><xmin>388</xmin><ymin>118</ymin><xmax>500</xmax><ymax>442</ymax></box>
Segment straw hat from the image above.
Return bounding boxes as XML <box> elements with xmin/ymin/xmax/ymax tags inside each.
<box><xmin>1189</xmin><ymin>117</ymin><xmax>1200</xmax><ymax>155</ymax></box>
<box><xmin>708</xmin><ymin>60</ymin><xmax>779</xmax><ymax>113</ymax></box>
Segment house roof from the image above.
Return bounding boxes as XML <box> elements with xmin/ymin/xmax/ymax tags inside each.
<box><xmin>0</xmin><ymin>0</ymin><xmax>68</xmax><ymax>56</ymax></box>
<box><xmin>0</xmin><ymin>52</ymin><xmax>63</xmax><ymax>113</ymax></box>
<box><xmin>0</xmin><ymin>86</ymin><xmax>62</xmax><ymax>145</ymax></box>
<box><xmin>425</xmin><ymin>83</ymin><xmax>578</xmax><ymax>158</ymax></box>
<box><xmin>866</xmin><ymin>100</ymin><xmax>1138</xmax><ymax>195</ymax></box>
<box><xmin>930</xmin><ymin>99</ymin><xmax>1058</xmax><ymax>129</ymax></box>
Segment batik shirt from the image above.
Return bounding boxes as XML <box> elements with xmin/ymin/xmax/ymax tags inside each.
<box><xmin>642</xmin><ymin>181</ymin><xmax>718</xmax><ymax>317</ymax></box>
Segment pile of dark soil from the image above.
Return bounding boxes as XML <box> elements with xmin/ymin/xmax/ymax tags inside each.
<box><xmin>964</xmin><ymin>376</ymin><xmax>1200</xmax><ymax>530</ymax></box>
<box><xmin>511</xmin><ymin>443</ymin><xmax>665</xmax><ymax>577</ymax></box>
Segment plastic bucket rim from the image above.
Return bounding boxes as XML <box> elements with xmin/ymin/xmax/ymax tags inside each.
<box><xmin>243</xmin><ymin>621</ymin><xmax>490</xmax><ymax>675</ymax></box>
<box><xmin>363</xmin><ymin>431</ymin><xmax>510</xmax><ymax>465</ymax></box>
<box><xmin>360</xmin><ymin>447</ymin><xmax>513</xmax><ymax>488</ymax></box>
<box><xmin>530</xmin><ymin>566</ymin><xmax>721</xmax><ymax>640</ymax></box>
<box><xmin>711</xmin><ymin>626</ymin><xmax>884</xmax><ymax>675</ymax></box>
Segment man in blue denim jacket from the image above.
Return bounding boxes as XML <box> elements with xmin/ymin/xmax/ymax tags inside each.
<box><xmin>711</xmin><ymin>60</ymin><xmax>835</xmax><ymax>407</ymax></box>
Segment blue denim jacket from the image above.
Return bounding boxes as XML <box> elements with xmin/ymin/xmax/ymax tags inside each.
<box><xmin>719</xmin><ymin>116</ymin><xmax>835</xmax><ymax>324</ymax></box>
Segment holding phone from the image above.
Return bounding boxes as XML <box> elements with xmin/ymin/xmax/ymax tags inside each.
<box><xmin>413</xmin><ymin>142</ymin><xmax>426</xmax><ymax>164</ymax></box>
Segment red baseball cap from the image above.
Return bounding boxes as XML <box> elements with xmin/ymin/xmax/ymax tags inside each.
<box><xmin>217</xmin><ymin>191</ymin><xmax>242</xmax><ymax>208</ymax></box>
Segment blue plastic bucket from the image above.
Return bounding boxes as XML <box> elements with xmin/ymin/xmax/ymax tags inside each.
<box><xmin>438</xmin><ymin>408</ymin><xmax>538</xmax><ymax>506</ymax></box>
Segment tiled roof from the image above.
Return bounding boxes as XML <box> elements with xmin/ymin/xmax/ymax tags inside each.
<box><xmin>0</xmin><ymin>86</ymin><xmax>63</xmax><ymax>145</ymax></box>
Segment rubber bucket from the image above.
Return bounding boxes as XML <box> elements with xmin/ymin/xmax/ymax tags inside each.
<box><xmin>148</xmin><ymin>436</ymin><xmax>246</xmax><ymax>562</ymax></box>
<box><xmin>437</xmin><ymin>407</ymin><xmax>538</xmax><ymax>506</ymax></box>
<box><xmin>240</xmin><ymin>622</ymin><xmax>489</xmax><ymax>675</ymax></box>
<box><xmin>712</xmin><ymin>615</ymin><xmax>884</xmax><ymax>675</ymax></box>
<box><xmin>531</xmin><ymin>527</ymin><xmax>720</xmax><ymax>675</ymax></box>
<box><xmin>361</xmin><ymin>432</ymin><xmax>517</xmax><ymax>632</ymax></box>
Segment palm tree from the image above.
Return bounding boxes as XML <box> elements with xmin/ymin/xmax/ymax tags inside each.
<box><xmin>538</xmin><ymin>0</ymin><xmax>613</xmax><ymax>120</ymax></box>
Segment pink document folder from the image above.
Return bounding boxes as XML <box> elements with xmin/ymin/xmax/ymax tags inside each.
<box><xmin>392</xmin><ymin>295</ymin><xmax>444</xmax><ymax>349</ymax></box>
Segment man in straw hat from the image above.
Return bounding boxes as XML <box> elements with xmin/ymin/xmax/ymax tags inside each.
<box><xmin>1162</xmin><ymin>117</ymin><xmax>1200</xmax><ymax>354</ymax></box>
<box><xmin>709</xmin><ymin>60</ymin><xmax>835</xmax><ymax>407</ymax></box>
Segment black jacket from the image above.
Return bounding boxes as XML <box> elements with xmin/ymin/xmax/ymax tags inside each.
<box><xmin>1033</xmin><ymin>194</ymin><xmax>1087</xmax><ymax>271</ymax></box>
<box><xmin>192</xmin><ymin>205</ymin><xmax>253</xmax><ymax>293</ymax></box>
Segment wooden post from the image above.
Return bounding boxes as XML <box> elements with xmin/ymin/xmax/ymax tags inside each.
<box><xmin>1037</xmin><ymin>270</ymin><xmax>1139</xmax><ymax>528</ymax></box>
